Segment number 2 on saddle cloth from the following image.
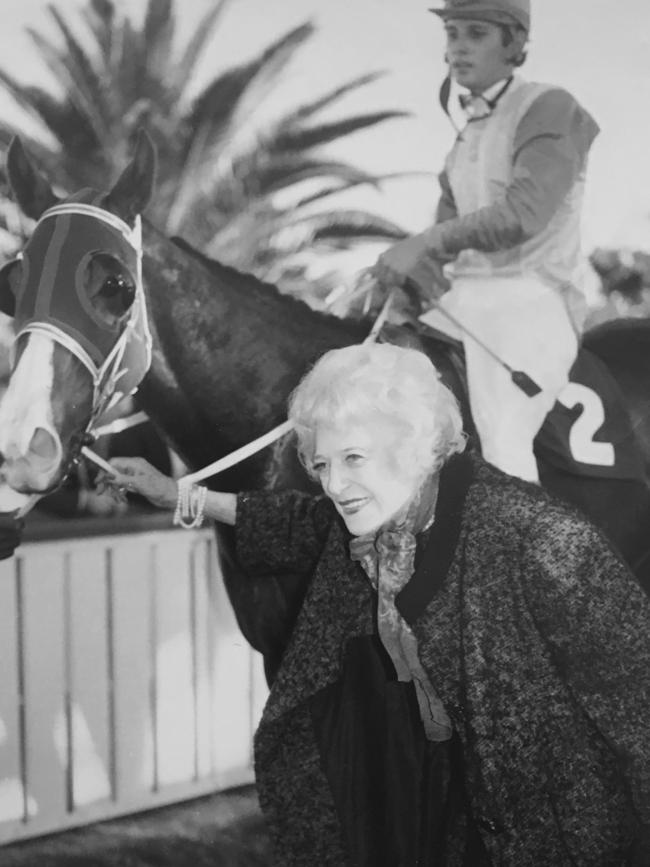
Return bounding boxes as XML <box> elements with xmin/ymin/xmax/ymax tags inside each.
<box><xmin>535</xmin><ymin>349</ymin><xmax>644</xmax><ymax>481</ymax></box>
<box><xmin>420</xmin><ymin>323</ymin><xmax>644</xmax><ymax>481</ymax></box>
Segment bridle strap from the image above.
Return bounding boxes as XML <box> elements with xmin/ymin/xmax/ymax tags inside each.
<box><xmin>14</xmin><ymin>206</ymin><xmax>149</xmax><ymax>419</ymax></box>
<box><xmin>16</xmin><ymin>321</ymin><xmax>99</xmax><ymax>381</ymax></box>
<box><xmin>39</xmin><ymin>203</ymin><xmax>140</xmax><ymax>250</ymax></box>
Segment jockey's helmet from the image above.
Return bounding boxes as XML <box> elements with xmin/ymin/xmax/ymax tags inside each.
<box><xmin>429</xmin><ymin>0</ymin><xmax>530</xmax><ymax>32</ymax></box>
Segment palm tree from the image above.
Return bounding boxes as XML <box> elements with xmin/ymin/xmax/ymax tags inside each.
<box><xmin>0</xmin><ymin>0</ymin><xmax>411</xmax><ymax>298</ymax></box>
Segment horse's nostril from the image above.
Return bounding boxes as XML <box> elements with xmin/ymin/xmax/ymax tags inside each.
<box><xmin>29</xmin><ymin>427</ymin><xmax>60</xmax><ymax>462</ymax></box>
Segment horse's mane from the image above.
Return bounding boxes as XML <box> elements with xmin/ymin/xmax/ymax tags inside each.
<box><xmin>169</xmin><ymin>234</ymin><xmax>366</xmax><ymax>336</ymax></box>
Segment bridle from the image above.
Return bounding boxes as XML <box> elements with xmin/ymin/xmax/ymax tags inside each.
<box><xmin>12</xmin><ymin>202</ymin><xmax>152</xmax><ymax>434</ymax></box>
<box><xmin>8</xmin><ymin>202</ymin><xmax>153</xmax><ymax>488</ymax></box>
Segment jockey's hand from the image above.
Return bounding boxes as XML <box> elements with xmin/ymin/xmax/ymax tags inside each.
<box><xmin>374</xmin><ymin>235</ymin><xmax>450</xmax><ymax>310</ymax></box>
<box><xmin>96</xmin><ymin>457</ymin><xmax>177</xmax><ymax>511</ymax></box>
<box><xmin>0</xmin><ymin>513</ymin><xmax>24</xmax><ymax>561</ymax></box>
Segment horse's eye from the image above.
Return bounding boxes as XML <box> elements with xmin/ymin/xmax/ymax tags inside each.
<box><xmin>102</xmin><ymin>275</ymin><xmax>124</xmax><ymax>297</ymax></box>
<box><xmin>102</xmin><ymin>274</ymin><xmax>135</xmax><ymax>307</ymax></box>
<box><xmin>81</xmin><ymin>253</ymin><xmax>136</xmax><ymax>327</ymax></box>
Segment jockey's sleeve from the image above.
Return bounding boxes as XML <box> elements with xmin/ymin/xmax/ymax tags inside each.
<box><xmin>435</xmin><ymin>169</ymin><xmax>458</xmax><ymax>223</ymax></box>
<box><xmin>424</xmin><ymin>88</ymin><xmax>600</xmax><ymax>255</ymax></box>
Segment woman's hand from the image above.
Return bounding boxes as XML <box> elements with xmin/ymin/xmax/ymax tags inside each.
<box><xmin>79</xmin><ymin>487</ymin><xmax>129</xmax><ymax>517</ymax></box>
<box><xmin>96</xmin><ymin>457</ymin><xmax>178</xmax><ymax>511</ymax></box>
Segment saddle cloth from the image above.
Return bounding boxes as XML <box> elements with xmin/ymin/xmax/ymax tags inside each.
<box><xmin>400</xmin><ymin>322</ymin><xmax>644</xmax><ymax>482</ymax></box>
<box><xmin>535</xmin><ymin>348</ymin><xmax>645</xmax><ymax>481</ymax></box>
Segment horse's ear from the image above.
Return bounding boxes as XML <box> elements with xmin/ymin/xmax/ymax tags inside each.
<box><xmin>104</xmin><ymin>130</ymin><xmax>156</xmax><ymax>225</ymax></box>
<box><xmin>6</xmin><ymin>137</ymin><xmax>59</xmax><ymax>220</ymax></box>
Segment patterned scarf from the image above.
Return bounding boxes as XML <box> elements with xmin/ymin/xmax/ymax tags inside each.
<box><xmin>349</xmin><ymin>475</ymin><xmax>453</xmax><ymax>742</ymax></box>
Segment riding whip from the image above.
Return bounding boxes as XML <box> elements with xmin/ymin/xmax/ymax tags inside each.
<box><xmin>418</xmin><ymin>296</ymin><xmax>542</xmax><ymax>398</ymax></box>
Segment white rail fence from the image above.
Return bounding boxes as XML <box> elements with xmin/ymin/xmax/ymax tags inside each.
<box><xmin>0</xmin><ymin>517</ymin><xmax>267</xmax><ymax>844</ymax></box>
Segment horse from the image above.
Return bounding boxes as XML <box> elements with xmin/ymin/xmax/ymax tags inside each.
<box><xmin>0</xmin><ymin>132</ymin><xmax>649</xmax><ymax>685</ymax></box>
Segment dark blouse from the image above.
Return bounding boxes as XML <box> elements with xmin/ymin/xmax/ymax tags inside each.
<box><xmin>310</xmin><ymin>630</ymin><xmax>489</xmax><ymax>866</ymax></box>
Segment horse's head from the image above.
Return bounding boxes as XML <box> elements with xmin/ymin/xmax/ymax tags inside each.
<box><xmin>0</xmin><ymin>133</ymin><xmax>156</xmax><ymax>493</ymax></box>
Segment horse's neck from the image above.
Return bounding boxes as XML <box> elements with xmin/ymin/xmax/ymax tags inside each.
<box><xmin>140</xmin><ymin>226</ymin><xmax>365</xmax><ymax>487</ymax></box>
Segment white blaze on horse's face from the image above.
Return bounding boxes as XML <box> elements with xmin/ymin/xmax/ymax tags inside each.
<box><xmin>0</xmin><ymin>333</ymin><xmax>63</xmax><ymax>492</ymax></box>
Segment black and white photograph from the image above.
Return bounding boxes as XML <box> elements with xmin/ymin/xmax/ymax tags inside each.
<box><xmin>0</xmin><ymin>1</ymin><xmax>648</xmax><ymax>864</ymax></box>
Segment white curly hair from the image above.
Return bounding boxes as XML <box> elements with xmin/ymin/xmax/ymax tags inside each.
<box><xmin>288</xmin><ymin>342</ymin><xmax>466</xmax><ymax>481</ymax></box>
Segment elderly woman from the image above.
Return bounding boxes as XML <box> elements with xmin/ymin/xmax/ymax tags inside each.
<box><xmin>104</xmin><ymin>343</ymin><xmax>650</xmax><ymax>866</ymax></box>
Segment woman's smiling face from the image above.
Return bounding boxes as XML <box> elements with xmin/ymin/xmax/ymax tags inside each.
<box><xmin>445</xmin><ymin>18</ymin><xmax>513</xmax><ymax>94</ymax></box>
<box><xmin>312</xmin><ymin>420</ymin><xmax>420</xmax><ymax>536</ymax></box>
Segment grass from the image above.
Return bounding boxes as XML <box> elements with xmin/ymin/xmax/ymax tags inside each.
<box><xmin>0</xmin><ymin>785</ymin><xmax>271</xmax><ymax>866</ymax></box>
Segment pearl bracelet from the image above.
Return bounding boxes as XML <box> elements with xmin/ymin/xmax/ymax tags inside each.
<box><xmin>173</xmin><ymin>480</ymin><xmax>208</xmax><ymax>529</ymax></box>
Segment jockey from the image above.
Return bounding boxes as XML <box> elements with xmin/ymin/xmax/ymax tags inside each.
<box><xmin>374</xmin><ymin>0</ymin><xmax>599</xmax><ymax>483</ymax></box>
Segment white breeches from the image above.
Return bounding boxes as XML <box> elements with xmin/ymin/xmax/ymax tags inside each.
<box><xmin>421</xmin><ymin>276</ymin><xmax>579</xmax><ymax>483</ymax></box>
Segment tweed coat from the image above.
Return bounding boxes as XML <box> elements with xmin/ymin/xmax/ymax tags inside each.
<box><xmin>235</xmin><ymin>452</ymin><xmax>650</xmax><ymax>866</ymax></box>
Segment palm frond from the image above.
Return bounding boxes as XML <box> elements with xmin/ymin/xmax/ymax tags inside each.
<box><xmin>112</xmin><ymin>17</ymin><xmax>144</xmax><ymax>106</ymax></box>
<box><xmin>163</xmin><ymin>116</ymin><xmax>217</xmax><ymax>233</ymax></box>
<box><xmin>174</xmin><ymin>0</ymin><xmax>230</xmax><ymax>100</ymax></box>
<box><xmin>200</xmin><ymin>199</ymin><xmax>408</xmax><ymax>266</ymax></box>
<box><xmin>0</xmin><ymin>70</ymin><xmax>88</xmax><ymax>152</ymax></box>
<box><xmin>238</xmin><ymin>157</ymin><xmax>383</xmax><ymax>199</ymax></box>
<box><xmin>280</xmin><ymin>71</ymin><xmax>387</xmax><ymax>122</ymax></box>
<box><xmin>0</xmin><ymin>70</ymin><xmax>50</xmax><ymax>126</ymax></box>
<box><xmin>223</xmin><ymin>23</ymin><xmax>315</xmax><ymax>129</ymax></box>
<box><xmin>310</xmin><ymin>211</ymin><xmax>408</xmax><ymax>243</ymax></box>
<box><xmin>197</xmin><ymin>152</ymin><xmax>383</xmax><ymax>220</ymax></box>
<box><xmin>184</xmin><ymin>68</ymin><xmax>264</xmax><ymax>152</ymax></box>
<box><xmin>270</xmin><ymin>209</ymin><xmax>407</xmax><ymax>248</ymax></box>
<box><xmin>0</xmin><ymin>125</ymin><xmax>56</xmax><ymax>169</ymax></box>
<box><xmin>46</xmin><ymin>6</ymin><xmax>112</xmax><ymax>136</ymax></box>
<box><xmin>294</xmin><ymin>180</ymin><xmax>363</xmax><ymax>209</ymax></box>
<box><xmin>0</xmin><ymin>0</ymin><xmax>411</xmax><ymax>286</ymax></box>
<box><xmin>143</xmin><ymin>0</ymin><xmax>173</xmax><ymax>47</ymax></box>
<box><xmin>269</xmin><ymin>111</ymin><xmax>410</xmax><ymax>154</ymax></box>
<box><xmin>201</xmin><ymin>200</ymin><xmax>281</xmax><ymax>260</ymax></box>
<box><xmin>186</xmin><ymin>22</ymin><xmax>314</xmax><ymax>154</ymax></box>
<box><xmin>142</xmin><ymin>0</ymin><xmax>175</xmax><ymax>82</ymax></box>
<box><xmin>169</xmin><ymin>23</ymin><xmax>317</xmax><ymax>230</ymax></box>
<box><xmin>25</xmin><ymin>30</ymin><xmax>107</xmax><ymax>147</ymax></box>
<box><xmin>81</xmin><ymin>0</ymin><xmax>116</xmax><ymax>65</ymax></box>
<box><xmin>293</xmin><ymin>170</ymin><xmax>429</xmax><ymax>209</ymax></box>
